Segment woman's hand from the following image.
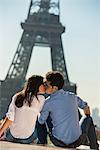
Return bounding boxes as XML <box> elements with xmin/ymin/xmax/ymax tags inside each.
<box><xmin>0</xmin><ymin>118</ymin><xmax>13</xmax><ymax>140</ymax></box>
<box><xmin>0</xmin><ymin>132</ymin><xmax>4</xmax><ymax>140</ymax></box>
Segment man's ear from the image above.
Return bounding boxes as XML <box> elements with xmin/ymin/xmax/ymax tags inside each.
<box><xmin>53</xmin><ymin>86</ymin><xmax>58</xmax><ymax>91</ymax></box>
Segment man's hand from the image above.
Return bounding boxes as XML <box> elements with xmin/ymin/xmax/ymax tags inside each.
<box><xmin>83</xmin><ymin>106</ymin><xmax>91</xmax><ymax>116</ymax></box>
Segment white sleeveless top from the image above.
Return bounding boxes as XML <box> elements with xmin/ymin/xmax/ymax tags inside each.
<box><xmin>6</xmin><ymin>94</ymin><xmax>45</xmax><ymax>139</ymax></box>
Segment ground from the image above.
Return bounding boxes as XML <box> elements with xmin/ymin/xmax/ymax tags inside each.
<box><xmin>0</xmin><ymin>141</ymin><xmax>92</xmax><ymax>150</ymax></box>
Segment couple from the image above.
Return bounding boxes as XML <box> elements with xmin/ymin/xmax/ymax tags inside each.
<box><xmin>0</xmin><ymin>71</ymin><xmax>99</xmax><ymax>149</ymax></box>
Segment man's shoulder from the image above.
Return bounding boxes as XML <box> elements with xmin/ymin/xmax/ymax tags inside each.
<box><xmin>64</xmin><ymin>90</ymin><xmax>75</xmax><ymax>96</ymax></box>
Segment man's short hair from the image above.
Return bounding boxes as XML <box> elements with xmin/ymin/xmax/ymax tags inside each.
<box><xmin>46</xmin><ymin>71</ymin><xmax>64</xmax><ymax>90</ymax></box>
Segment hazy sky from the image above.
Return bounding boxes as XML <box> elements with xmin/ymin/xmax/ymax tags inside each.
<box><xmin>0</xmin><ymin>0</ymin><xmax>100</xmax><ymax>112</ymax></box>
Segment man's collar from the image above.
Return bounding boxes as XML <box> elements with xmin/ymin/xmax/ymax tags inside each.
<box><xmin>50</xmin><ymin>89</ymin><xmax>64</xmax><ymax>97</ymax></box>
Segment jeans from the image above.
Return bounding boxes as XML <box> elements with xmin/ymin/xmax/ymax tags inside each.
<box><xmin>36</xmin><ymin>114</ymin><xmax>52</xmax><ymax>144</ymax></box>
<box><xmin>5</xmin><ymin>129</ymin><xmax>37</xmax><ymax>144</ymax></box>
<box><xmin>81</xmin><ymin>116</ymin><xmax>99</xmax><ymax>149</ymax></box>
<box><xmin>37</xmin><ymin>116</ymin><xmax>99</xmax><ymax>149</ymax></box>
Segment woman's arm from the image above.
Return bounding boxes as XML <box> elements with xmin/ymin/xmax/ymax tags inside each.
<box><xmin>0</xmin><ymin>95</ymin><xmax>16</xmax><ymax>139</ymax></box>
<box><xmin>0</xmin><ymin>117</ymin><xmax>13</xmax><ymax>138</ymax></box>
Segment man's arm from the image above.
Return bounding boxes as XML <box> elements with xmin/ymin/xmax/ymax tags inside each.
<box><xmin>76</xmin><ymin>95</ymin><xmax>91</xmax><ymax>116</ymax></box>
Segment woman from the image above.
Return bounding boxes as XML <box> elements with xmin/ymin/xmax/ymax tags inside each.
<box><xmin>0</xmin><ymin>75</ymin><xmax>46</xmax><ymax>144</ymax></box>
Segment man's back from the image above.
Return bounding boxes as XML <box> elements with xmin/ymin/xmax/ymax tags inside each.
<box><xmin>39</xmin><ymin>89</ymin><xmax>82</xmax><ymax>144</ymax></box>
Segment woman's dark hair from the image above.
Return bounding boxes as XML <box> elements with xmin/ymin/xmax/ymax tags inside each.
<box><xmin>46</xmin><ymin>71</ymin><xmax>64</xmax><ymax>90</ymax></box>
<box><xmin>15</xmin><ymin>75</ymin><xmax>44</xmax><ymax>108</ymax></box>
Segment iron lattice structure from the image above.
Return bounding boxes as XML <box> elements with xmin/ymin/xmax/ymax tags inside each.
<box><xmin>0</xmin><ymin>0</ymin><xmax>76</xmax><ymax>118</ymax></box>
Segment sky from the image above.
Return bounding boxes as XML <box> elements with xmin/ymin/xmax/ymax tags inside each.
<box><xmin>0</xmin><ymin>0</ymin><xmax>100</xmax><ymax>113</ymax></box>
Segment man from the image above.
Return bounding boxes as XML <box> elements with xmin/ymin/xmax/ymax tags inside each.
<box><xmin>38</xmin><ymin>71</ymin><xmax>99</xmax><ymax>149</ymax></box>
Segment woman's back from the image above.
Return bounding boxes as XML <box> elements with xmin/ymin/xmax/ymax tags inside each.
<box><xmin>0</xmin><ymin>75</ymin><xmax>46</xmax><ymax>143</ymax></box>
<box><xmin>7</xmin><ymin>94</ymin><xmax>45</xmax><ymax>139</ymax></box>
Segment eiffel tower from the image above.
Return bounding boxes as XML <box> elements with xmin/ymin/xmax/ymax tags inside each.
<box><xmin>0</xmin><ymin>0</ymin><xmax>76</xmax><ymax>119</ymax></box>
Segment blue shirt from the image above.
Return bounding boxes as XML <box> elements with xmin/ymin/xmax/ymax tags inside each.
<box><xmin>39</xmin><ymin>89</ymin><xmax>88</xmax><ymax>144</ymax></box>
